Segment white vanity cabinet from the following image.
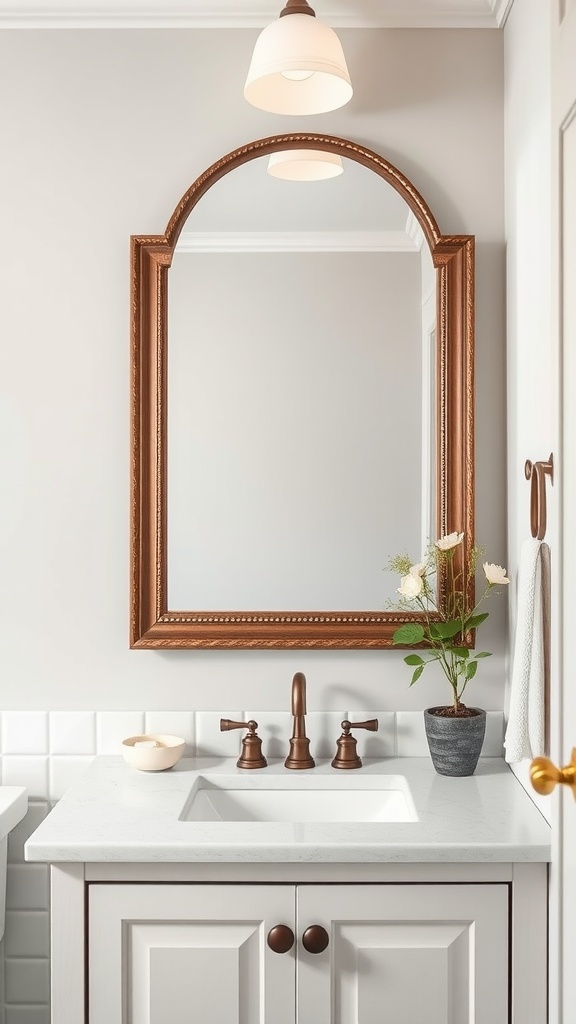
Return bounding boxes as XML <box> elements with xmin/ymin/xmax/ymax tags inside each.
<box><xmin>27</xmin><ymin>758</ymin><xmax>551</xmax><ymax>1024</ymax></box>
<box><xmin>85</xmin><ymin>874</ymin><xmax>515</xmax><ymax>1024</ymax></box>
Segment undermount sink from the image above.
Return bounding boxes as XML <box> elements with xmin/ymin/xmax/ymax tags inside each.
<box><xmin>180</xmin><ymin>775</ymin><xmax>417</xmax><ymax>823</ymax></box>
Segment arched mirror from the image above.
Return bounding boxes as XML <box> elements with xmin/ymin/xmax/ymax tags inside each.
<box><xmin>131</xmin><ymin>134</ymin><xmax>474</xmax><ymax>649</ymax></box>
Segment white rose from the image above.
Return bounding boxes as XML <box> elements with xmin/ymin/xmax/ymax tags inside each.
<box><xmin>483</xmin><ymin>562</ymin><xmax>510</xmax><ymax>586</ymax></box>
<box><xmin>435</xmin><ymin>531</ymin><xmax>465</xmax><ymax>551</ymax></box>
<box><xmin>397</xmin><ymin>573</ymin><xmax>423</xmax><ymax>598</ymax></box>
<box><xmin>409</xmin><ymin>562</ymin><xmax>426</xmax><ymax>577</ymax></box>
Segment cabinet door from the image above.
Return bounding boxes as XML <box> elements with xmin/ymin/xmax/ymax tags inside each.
<box><xmin>88</xmin><ymin>883</ymin><xmax>295</xmax><ymax>1024</ymax></box>
<box><xmin>297</xmin><ymin>884</ymin><xmax>509</xmax><ymax>1024</ymax></box>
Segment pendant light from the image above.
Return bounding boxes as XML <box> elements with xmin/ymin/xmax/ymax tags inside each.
<box><xmin>244</xmin><ymin>0</ymin><xmax>353</xmax><ymax>116</ymax></box>
<box><xmin>267</xmin><ymin>149</ymin><xmax>344</xmax><ymax>180</ymax></box>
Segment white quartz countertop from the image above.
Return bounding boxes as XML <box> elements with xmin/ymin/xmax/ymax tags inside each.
<box><xmin>24</xmin><ymin>756</ymin><xmax>551</xmax><ymax>864</ymax></box>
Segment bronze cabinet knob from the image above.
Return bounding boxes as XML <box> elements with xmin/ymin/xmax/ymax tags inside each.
<box><xmin>267</xmin><ymin>924</ymin><xmax>295</xmax><ymax>954</ymax></box>
<box><xmin>301</xmin><ymin>924</ymin><xmax>330</xmax><ymax>954</ymax></box>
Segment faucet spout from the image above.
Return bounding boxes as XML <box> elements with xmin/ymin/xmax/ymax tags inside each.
<box><xmin>291</xmin><ymin>671</ymin><xmax>307</xmax><ymax>717</ymax></box>
<box><xmin>285</xmin><ymin>672</ymin><xmax>315</xmax><ymax>770</ymax></box>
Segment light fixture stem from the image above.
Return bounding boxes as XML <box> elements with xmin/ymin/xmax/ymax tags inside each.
<box><xmin>279</xmin><ymin>0</ymin><xmax>316</xmax><ymax>17</ymax></box>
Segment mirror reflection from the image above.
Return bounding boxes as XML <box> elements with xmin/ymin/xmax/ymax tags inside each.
<box><xmin>167</xmin><ymin>157</ymin><xmax>436</xmax><ymax>610</ymax></box>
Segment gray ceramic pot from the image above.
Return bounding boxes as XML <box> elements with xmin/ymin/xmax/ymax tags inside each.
<box><xmin>423</xmin><ymin>707</ymin><xmax>487</xmax><ymax>777</ymax></box>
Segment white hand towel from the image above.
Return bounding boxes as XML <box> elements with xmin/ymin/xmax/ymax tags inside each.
<box><xmin>504</xmin><ymin>539</ymin><xmax>550</xmax><ymax>763</ymax></box>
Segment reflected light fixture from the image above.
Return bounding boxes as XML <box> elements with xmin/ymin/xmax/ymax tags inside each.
<box><xmin>267</xmin><ymin>149</ymin><xmax>344</xmax><ymax>180</ymax></box>
<box><xmin>244</xmin><ymin>0</ymin><xmax>353</xmax><ymax>115</ymax></box>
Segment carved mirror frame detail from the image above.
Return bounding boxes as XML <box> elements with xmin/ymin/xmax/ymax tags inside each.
<box><xmin>131</xmin><ymin>134</ymin><xmax>474</xmax><ymax>649</ymax></box>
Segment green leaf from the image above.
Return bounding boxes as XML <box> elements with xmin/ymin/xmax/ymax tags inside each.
<box><xmin>475</xmin><ymin>651</ymin><xmax>492</xmax><ymax>658</ymax></box>
<box><xmin>392</xmin><ymin>623</ymin><xmax>425</xmax><ymax>646</ymax></box>
<box><xmin>410</xmin><ymin>664</ymin><xmax>425</xmax><ymax>686</ymax></box>
<box><xmin>429</xmin><ymin>621</ymin><xmax>461</xmax><ymax>640</ymax></box>
<box><xmin>466</xmin><ymin>612</ymin><xmax>489</xmax><ymax>629</ymax></box>
<box><xmin>465</xmin><ymin>660</ymin><xmax>478</xmax><ymax>680</ymax></box>
<box><xmin>448</xmin><ymin>647</ymin><xmax>470</xmax><ymax>659</ymax></box>
<box><xmin>404</xmin><ymin>654</ymin><xmax>425</xmax><ymax>666</ymax></box>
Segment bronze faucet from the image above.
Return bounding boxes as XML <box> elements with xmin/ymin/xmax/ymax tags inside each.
<box><xmin>284</xmin><ymin>671</ymin><xmax>315</xmax><ymax>769</ymax></box>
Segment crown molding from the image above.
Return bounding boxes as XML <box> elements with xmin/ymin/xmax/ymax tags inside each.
<box><xmin>175</xmin><ymin>230</ymin><xmax>420</xmax><ymax>253</ymax></box>
<box><xmin>0</xmin><ymin>1</ymin><xmax>510</xmax><ymax>30</ymax></box>
<box><xmin>490</xmin><ymin>0</ymin><xmax>515</xmax><ymax>28</ymax></box>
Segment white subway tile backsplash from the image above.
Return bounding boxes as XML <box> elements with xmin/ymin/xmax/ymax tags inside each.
<box><xmin>195</xmin><ymin>712</ymin><xmax>244</xmax><ymax>757</ymax></box>
<box><xmin>347</xmin><ymin>712</ymin><xmax>396</xmax><ymax>758</ymax></box>
<box><xmin>1</xmin><ymin>716</ymin><xmax>48</xmax><ymax>757</ymax></box>
<box><xmin>49</xmin><ymin>712</ymin><xmax>95</xmax><ymax>755</ymax></box>
<box><xmin>248</xmin><ymin>712</ymin><xmax>292</xmax><ymax>760</ymax></box>
<box><xmin>482</xmin><ymin>712</ymin><xmax>505</xmax><ymax>756</ymax></box>
<box><xmin>49</xmin><ymin>756</ymin><xmax>94</xmax><ymax>802</ymax></box>
<box><xmin>6</xmin><ymin>867</ymin><xmax>49</xmax><ymax>913</ymax></box>
<box><xmin>1</xmin><ymin>760</ymin><xmax>48</xmax><ymax>801</ymax></box>
<box><xmin>4</xmin><ymin>961</ymin><xmax>49</xmax><ymax>1005</ymax></box>
<box><xmin>396</xmin><ymin>711</ymin><xmax>504</xmax><ymax>757</ymax></box>
<box><xmin>3</xmin><ymin>913</ymin><xmax>50</xmax><ymax>960</ymax></box>
<box><xmin>144</xmin><ymin>712</ymin><xmax>195</xmax><ymax>754</ymax></box>
<box><xmin>305</xmin><ymin>711</ymin><xmax>349</xmax><ymax>759</ymax></box>
<box><xmin>395</xmin><ymin>712</ymin><xmax>429</xmax><ymax>756</ymax></box>
<box><xmin>96</xmin><ymin>712</ymin><xmax>145</xmax><ymax>754</ymax></box>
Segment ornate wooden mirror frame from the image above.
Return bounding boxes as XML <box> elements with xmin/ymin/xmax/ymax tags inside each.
<box><xmin>131</xmin><ymin>133</ymin><xmax>474</xmax><ymax>649</ymax></box>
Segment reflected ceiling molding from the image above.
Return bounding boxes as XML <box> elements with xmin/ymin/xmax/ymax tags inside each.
<box><xmin>405</xmin><ymin>210</ymin><xmax>425</xmax><ymax>251</ymax></box>
<box><xmin>0</xmin><ymin>1</ymin><xmax>511</xmax><ymax>29</ymax></box>
<box><xmin>490</xmin><ymin>0</ymin><xmax>516</xmax><ymax>29</ymax></box>
<box><xmin>175</xmin><ymin>229</ymin><xmax>422</xmax><ymax>253</ymax></box>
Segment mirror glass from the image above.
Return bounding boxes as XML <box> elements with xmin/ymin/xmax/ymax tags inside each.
<box><xmin>130</xmin><ymin>134</ymin><xmax>474</xmax><ymax>648</ymax></box>
<box><xmin>167</xmin><ymin>158</ymin><xmax>436</xmax><ymax>611</ymax></box>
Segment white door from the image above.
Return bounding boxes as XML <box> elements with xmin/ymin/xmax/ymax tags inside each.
<box><xmin>554</xmin><ymin>1</ymin><xmax>576</xmax><ymax>1020</ymax></box>
<box><xmin>296</xmin><ymin>884</ymin><xmax>509</xmax><ymax>1024</ymax></box>
<box><xmin>88</xmin><ymin>883</ymin><xmax>295</xmax><ymax>1024</ymax></box>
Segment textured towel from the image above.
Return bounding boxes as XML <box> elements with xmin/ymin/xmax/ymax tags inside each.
<box><xmin>504</xmin><ymin>539</ymin><xmax>550</xmax><ymax>763</ymax></box>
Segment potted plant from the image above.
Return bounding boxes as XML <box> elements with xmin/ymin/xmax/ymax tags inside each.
<box><xmin>389</xmin><ymin>531</ymin><xmax>509</xmax><ymax>776</ymax></box>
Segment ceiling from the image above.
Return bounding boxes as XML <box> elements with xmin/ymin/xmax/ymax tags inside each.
<box><xmin>0</xmin><ymin>0</ymin><xmax>513</xmax><ymax>29</ymax></box>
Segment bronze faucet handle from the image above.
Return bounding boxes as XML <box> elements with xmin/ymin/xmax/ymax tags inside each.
<box><xmin>220</xmin><ymin>718</ymin><xmax>256</xmax><ymax>732</ymax></box>
<box><xmin>341</xmin><ymin>719</ymin><xmax>379</xmax><ymax>733</ymax></box>
<box><xmin>331</xmin><ymin>719</ymin><xmax>379</xmax><ymax>770</ymax></box>
<box><xmin>219</xmin><ymin>719</ymin><xmax>267</xmax><ymax>770</ymax></box>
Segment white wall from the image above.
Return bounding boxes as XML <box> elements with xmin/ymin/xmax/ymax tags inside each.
<box><xmin>504</xmin><ymin>0</ymin><xmax>555</xmax><ymax>809</ymax></box>
<box><xmin>0</xmin><ymin>27</ymin><xmax>505</xmax><ymax>713</ymax></box>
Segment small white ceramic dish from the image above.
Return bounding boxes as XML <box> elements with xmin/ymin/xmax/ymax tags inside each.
<box><xmin>122</xmin><ymin>734</ymin><xmax>185</xmax><ymax>772</ymax></box>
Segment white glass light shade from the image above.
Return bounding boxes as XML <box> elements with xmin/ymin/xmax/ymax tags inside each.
<box><xmin>244</xmin><ymin>13</ymin><xmax>353</xmax><ymax>115</ymax></box>
<box><xmin>267</xmin><ymin>149</ymin><xmax>344</xmax><ymax>181</ymax></box>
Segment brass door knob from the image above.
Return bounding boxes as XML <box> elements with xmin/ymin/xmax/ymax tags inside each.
<box><xmin>302</xmin><ymin>925</ymin><xmax>330</xmax><ymax>954</ymax></box>
<box><xmin>530</xmin><ymin>748</ymin><xmax>576</xmax><ymax>798</ymax></box>
<box><xmin>267</xmin><ymin>925</ymin><xmax>295</xmax><ymax>954</ymax></box>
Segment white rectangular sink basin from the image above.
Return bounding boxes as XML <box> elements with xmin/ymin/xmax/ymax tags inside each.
<box><xmin>180</xmin><ymin>776</ymin><xmax>417</xmax><ymax>823</ymax></box>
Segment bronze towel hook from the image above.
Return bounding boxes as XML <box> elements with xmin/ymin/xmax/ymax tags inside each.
<box><xmin>524</xmin><ymin>453</ymin><xmax>554</xmax><ymax>541</ymax></box>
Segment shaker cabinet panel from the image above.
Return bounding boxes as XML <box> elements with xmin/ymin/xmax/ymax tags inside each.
<box><xmin>88</xmin><ymin>883</ymin><xmax>295</xmax><ymax>1024</ymax></box>
<box><xmin>88</xmin><ymin>881</ymin><xmax>509</xmax><ymax>1024</ymax></box>
<box><xmin>297</xmin><ymin>884</ymin><xmax>509</xmax><ymax>1024</ymax></box>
